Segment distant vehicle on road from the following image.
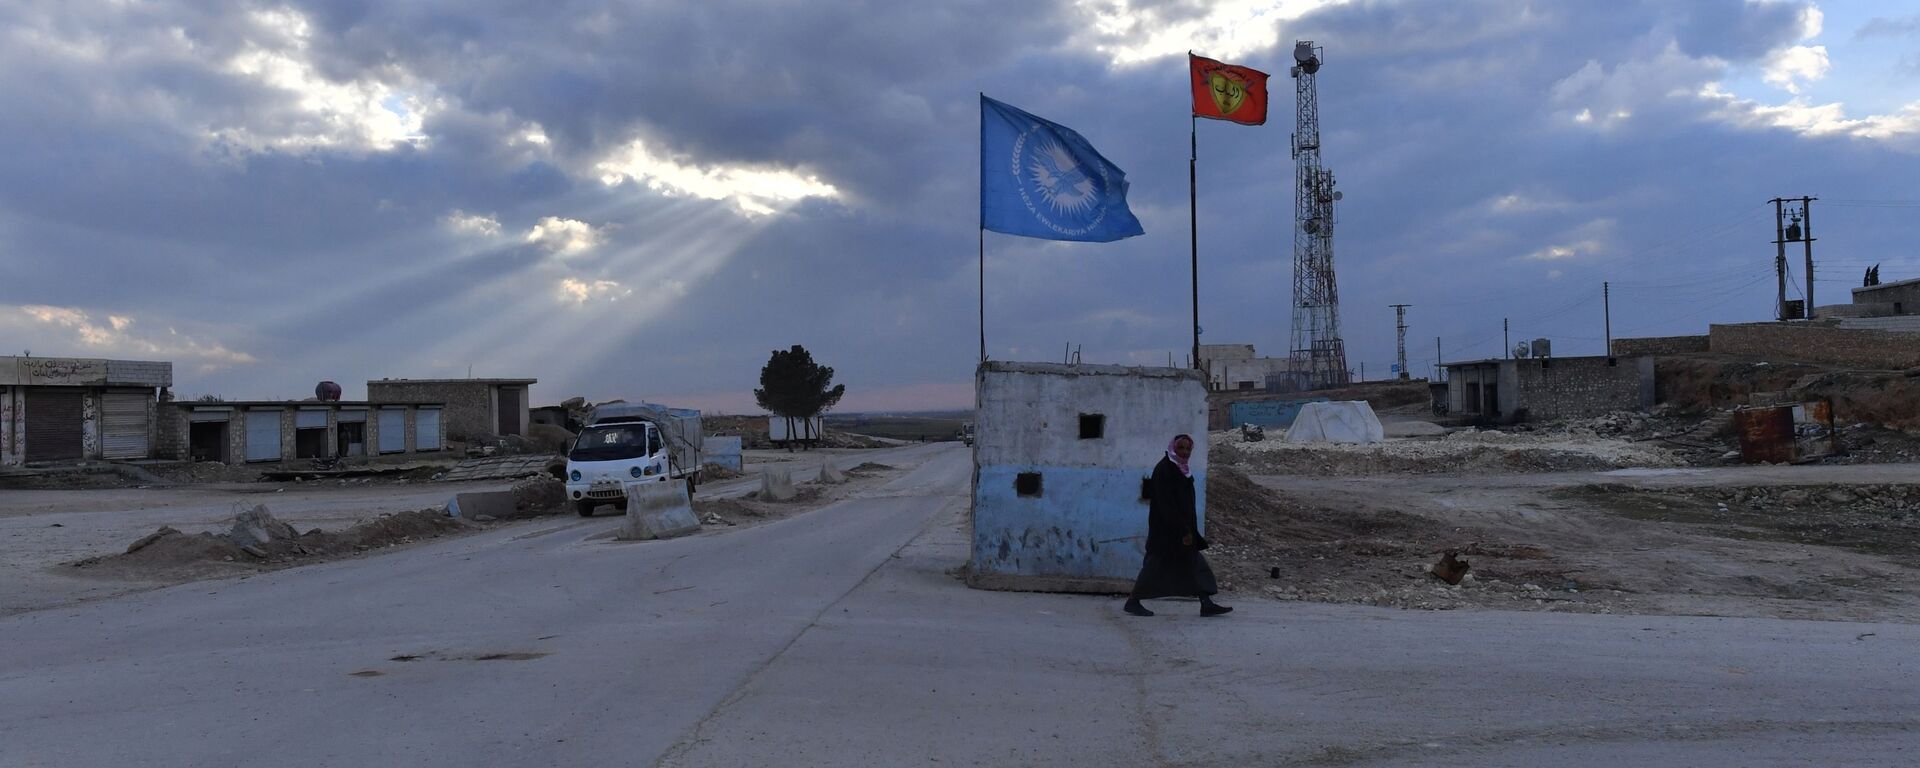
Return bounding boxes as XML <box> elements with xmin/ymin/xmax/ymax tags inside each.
<box><xmin>960</xmin><ymin>422</ymin><xmax>975</xmax><ymax>447</ymax></box>
<box><xmin>566</xmin><ymin>402</ymin><xmax>703</xmax><ymax>516</ymax></box>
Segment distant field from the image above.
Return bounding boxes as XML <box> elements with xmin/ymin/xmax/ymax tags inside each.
<box><xmin>828</xmin><ymin>415</ymin><xmax>968</xmax><ymax>442</ymax></box>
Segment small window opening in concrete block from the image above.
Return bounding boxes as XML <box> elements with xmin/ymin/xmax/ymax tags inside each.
<box><xmin>1015</xmin><ymin>472</ymin><xmax>1043</xmax><ymax>497</ymax></box>
<box><xmin>1078</xmin><ymin>413</ymin><xmax>1106</xmax><ymax>440</ymax></box>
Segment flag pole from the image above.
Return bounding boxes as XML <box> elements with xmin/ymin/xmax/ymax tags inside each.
<box><xmin>1188</xmin><ymin>111</ymin><xmax>1200</xmax><ymax>373</ymax></box>
<box><xmin>979</xmin><ymin>92</ymin><xmax>987</xmax><ymax>365</ymax></box>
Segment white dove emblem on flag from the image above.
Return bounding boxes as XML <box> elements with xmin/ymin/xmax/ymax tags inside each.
<box><xmin>1027</xmin><ymin>138</ymin><xmax>1099</xmax><ymax>217</ymax></box>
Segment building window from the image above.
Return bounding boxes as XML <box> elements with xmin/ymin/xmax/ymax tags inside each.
<box><xmin>1078</xmin><ymin>413</ymin><xmax>1105</xmax><ymax>440</ymax></box>
<box><xmin>1015</xmin><ymin>472</ymin><xmax>1042</xmax><ymax>497</ymax></box>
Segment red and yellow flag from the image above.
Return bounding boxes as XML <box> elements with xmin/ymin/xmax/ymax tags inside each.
<box><xmin>1189</xmin><ymin>54</ymin><xmax>1270</xmax><ymax>125</ymax></box>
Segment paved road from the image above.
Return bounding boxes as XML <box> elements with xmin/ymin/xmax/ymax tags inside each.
<box><xmin>5</xmin><ymin>443</ymin><xmax>1918</xmax><ymax>766</ymax></box>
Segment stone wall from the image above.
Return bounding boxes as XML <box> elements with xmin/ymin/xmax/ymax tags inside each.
<box><xmin>367</xmin><ymin>381</ymin><xmax>526</xmax><ymax>440</ymax></box>
<box><xmin>1510</xmin><ymin>356</ymin><xmax>1654</xmax><ymax>421</ymax></box>
<box><xmin>1710</xmin><ymin>323</ymin><xmax>1920</xmax><ymax>369</ymax></box>
<box><xmin>1610</xmin><ymin>335</ymin><xmax>1710</xmax><ymax>357</ymax></box>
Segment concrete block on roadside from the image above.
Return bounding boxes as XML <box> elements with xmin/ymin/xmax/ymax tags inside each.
<box><xmin>817</xmin><ymin>460</ymin><xmax>845</xmax><ymax>485</ymax></box>
<box><xmin>229</xmin><ymin>505</ymin><xmax>298</xmax><ymax>548</ymax></box>
<box><xmin>760</xmin><ymin>467</ymin><xmax>796</xmax><ymax>500</ymax></box>
<box><xmin>449</xmin><ymin>491</ymin><xmax>516</xmax><ymax>520</ymax></box>
<box><xmin>620</xmin><ymin>479</ymin><xmax>700</xmax><ymax>541</ymax></box>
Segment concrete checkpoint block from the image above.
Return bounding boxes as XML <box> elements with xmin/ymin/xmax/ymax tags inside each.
<box><xmin>817</xmin><ymin>460</ymin><xmax>845</xmax><ymax>485</ymax></box>
<box><xmin>760</xmin><ymin>467</ymin><xmax>796</xmax><ymax>500</ymax></box>
<box><xmin>449</xmin><ymin>491</ymin><xmax>516</xmax><ymax>520</ymax></box>
<box><xmin>620</xmin><ymin>478</ymin><xmax>699</xmax><ymax>541</ymax></box>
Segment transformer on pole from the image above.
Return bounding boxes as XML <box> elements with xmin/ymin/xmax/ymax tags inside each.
<box><xmin>1288</xmin><ymin>40</ymin><xmax>1349</xmax><ymax>390</ymax></box>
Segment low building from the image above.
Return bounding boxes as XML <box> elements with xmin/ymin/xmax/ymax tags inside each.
<box><xmin>969</xmin><ymin>361</ymin><xmax>1207</xmax><ymax>593</ymax></box>
<box><xmin>159</xmin><ymin>400</ymin><xmax>445</xmax><ymax>464</ymax></box>
<box><xmin>2</xmin><ymin>356</ymin><xmax>171</xmax><ymax>466</ymax></box>
<box><xmin>366</xmin><ymin>378</ymin><xmax>535</xmax><ymax>441</ymax></box>
<box><xmin>1443</xmin><ymin>355</ymin><xmax>1653</xmax><ymax>423</ymax></box>
<box><xmin>1852</xmin><ymin>277</ymin><xmax>1920</xmax><ymax>316</ymax></box>
<box><xmin>1197</xmin><ymin>343</ymin><xmax>1296</xmax><ymax>392</ymax></box>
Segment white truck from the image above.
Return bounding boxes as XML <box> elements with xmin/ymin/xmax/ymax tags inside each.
<box><xmin>768</xmin><ymin>415</ymin><xmax>824</xmax><ymax>449</ymax></box>
<box><xmin>565</xmin><ymin>402</ymin><xmax>703</xmax><ymax>517</ymax></box>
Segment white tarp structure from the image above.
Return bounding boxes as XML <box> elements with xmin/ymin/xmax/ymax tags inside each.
<box><xmin>1284</xmin><ymin>401</ymin><xmax>1385</xmax><ymax>444</ymax></box>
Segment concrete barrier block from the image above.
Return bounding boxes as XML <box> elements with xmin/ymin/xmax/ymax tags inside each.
<box><xmin>759</xmin><ymin>467</ymin><xmax>796</xmax><ymax>500</ymax></box>
<box><xmin>817</xmin><ymin>460</ymin><xmax>845</xmax><ymax>485</ymax></box>
<box><xmin>619</xmin><ymin>479</ymin><xmax>699</xmax><ymax>540</ymax></box>
<box><xmin>449</xmin><ymin>491</ymin><xmax>516</xmax><ymax>520</ymax></box>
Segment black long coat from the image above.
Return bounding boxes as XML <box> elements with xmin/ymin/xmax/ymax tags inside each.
<box><xmin>1132</xmin><ymin>456</ymin><xmax>1217</xmax><ymax>599</ymax></box>
<box><xmin>1144</xmin><ymin>456</ymin><xmax>1201</xmax><ymax>554</ymax></box>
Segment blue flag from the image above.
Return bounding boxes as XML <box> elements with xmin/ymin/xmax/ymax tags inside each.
<box><xmin>980</xmin><ymin>95</ymin><xmax>1144</xmax><ymax>242</ymax></box>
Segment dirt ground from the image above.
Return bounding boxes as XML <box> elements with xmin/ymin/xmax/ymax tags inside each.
<box><xmin>1206</xmin><ymin>430</ymin><xmax>1920</xmax><ymax>623</ymax></box>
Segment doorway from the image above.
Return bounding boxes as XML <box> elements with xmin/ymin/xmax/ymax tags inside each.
<box><xmin>189</xmin><ymin>421</ymin><xmax>229</xmax><ymax>462</ymax></box>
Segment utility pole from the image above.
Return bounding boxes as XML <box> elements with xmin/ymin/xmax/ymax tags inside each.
<box><xmin>1503</xmin><ymin>318</ymin><xmax>1511</xmax><ymax>358</ymax></box>
<box><xmin>1390</xmin><ymin>304</ymin><xmax>1411</xmax><ymax>380</ymax></box>
<box><xmin>1435</xmin><ymin>336</ymin><xmax>1443</xmax><ymax>381</ymax></box>
<box><xmin>1802</xmin><ymin>196</ymin><xmax>1817</xmax><ymax>319</ymax></box>
<box><xmin>1603</xmin><ymin>282</ymin><xmax>1611</xmax><ymax>356</ymax></box>
<box><xmin>1770</xmin><ymin>197</ymin><xmax>1818</xmax><ymax>320</ymax></box>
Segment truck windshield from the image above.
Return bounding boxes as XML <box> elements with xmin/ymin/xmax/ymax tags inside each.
<box><xmin>570</xmin><ymin>424</ymin><xmax>653</xmax><ymax>461</ymax></box>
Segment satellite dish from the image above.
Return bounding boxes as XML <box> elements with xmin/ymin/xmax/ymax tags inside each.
<box><xmin>1332</xmin><ymin>191</ymin><xmax>1344</xmax><ymax>201</ymax></box>
<box><xmin>1514</xmin><ymin>343</ymin><xmax>1532</xmax><ymax>359</ymax></box>
<box><xmin>1294</xmin><ymin>42</ymin><xmax>1315</xmax><ymax>63</ymax></box>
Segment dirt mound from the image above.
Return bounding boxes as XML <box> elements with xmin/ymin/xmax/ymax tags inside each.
<box><xmin>700</xmin><ymin>465</ymin><xmax>744</xmax><ymax>481</ymax></box>
<box><xmin>509</xmin><ymin>476</ymin><xmax>566</xmax><ymax>517</ymax></box>
<box><xmin>1204</xmin><ymin>468</ymin><xmax>1580</xmax><ymax>610</ymax></box>
<box><xmin>73</xmin><ymin>506</ymin><xmax>469</xmax><ymax>579</ymax></box>
<box><xmin>694</xmin><ymin>497</ymin><xmax>760</xmax><ymax>522</ymax></box>
<box><xmin>1556</xmin><ymin>482</ymin><xmax>1920</xmax><ymax>561</ymax></box>
<box><xmin>847</xmin><ymin>462</ymin><xmax>895</xmax><ymax>475</ymax></box>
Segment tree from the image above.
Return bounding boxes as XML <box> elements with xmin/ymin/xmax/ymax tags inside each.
<box><xmin>754</xmin><ymin>345</ymin><xmax>846</xmax><ymax>451</ymax></box>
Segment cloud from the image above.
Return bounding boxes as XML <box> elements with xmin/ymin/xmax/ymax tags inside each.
<box><xmin>595</xmin><ymin>138</ymin><xmax>840</xmax><ymax>216</ymax></box>
<box><xmin>1856</xmin><ymin>14</ymin><xmax>1920</xmax><ymax>39</ymax></box>
<box><xmin>1698</xmin><ymin>84</ymin><xmax>1920</xmax><ymax>151</ymax></box>
<box><xmin>2</xmin><ymin>305</ymin><xmax>257</xmax><ymax>370</ymax></box>
<box><xmin>1071</xmin><ymin>0</ymin><xmax>1344</xmax><ymax>65</ymax></box>
<box><xmin>556</xmin><ymin>278</ymin><xmax>630</xmax><ymax>305</ymax></box>
<box><xmin>1762</xmin><ymin>45</ymin><xmax>1830</xmax><ymax>94</ymax></box>
<box><xmin>443</xmin><ymin>210</ymin><xmax>501</xmax><ymax>237</ymax></box>
<box><xmin>1521</xmin><ymin>219</ymin><xmax>1614</xmax><ymax>262</ymax></box>
<box><xmin>211</xmin><ymin>8</ymin><xmax>435</xmax><ymax>154</ymax></box>
<box><xmin>525</xmin><ymin>217</ymin><xmax>601</xmax><ymax>256</ymax></box>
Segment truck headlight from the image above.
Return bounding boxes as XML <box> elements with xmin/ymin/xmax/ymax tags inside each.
<box><xmin>569</xmin><ymin>469</ymin><xmax>582</xmax><ymax>481</ymax></box>
<box><xmin>643</xmin><ymin>465</ymin><xmax>657</xmax><ymax>476</ymax></box>
<box><xmin>630</xmin><ymin>466</ymin><xmax>643</xmax><ymax>478</ymax></box>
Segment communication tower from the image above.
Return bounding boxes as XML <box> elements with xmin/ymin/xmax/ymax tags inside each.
<box><xmin>1288</xmin><ymin>41</ymin><xmax>1349</xmax><ymax>389</ymax></box>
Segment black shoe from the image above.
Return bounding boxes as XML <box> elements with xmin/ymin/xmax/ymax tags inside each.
<box><xmin>1124</xmin><ymin>599</ymin><xmax>1155</xmax><ymax>617</ymax></box>
<box><xmin>1200</xmin><ymin>601</ymin><xmax>1233</xmax><ymax>617</ymax></box>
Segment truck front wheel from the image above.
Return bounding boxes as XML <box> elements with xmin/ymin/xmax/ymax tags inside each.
<box><xmin>575</xmin><ymin>500</ymin><xmax>597</xmax><ymax>517</ymax></box>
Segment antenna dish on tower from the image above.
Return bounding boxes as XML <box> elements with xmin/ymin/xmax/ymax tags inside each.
<box><xmin>1332</xmin><ymin>191</ymin><xmax>1343</xmax><ymax>201</ymax></box>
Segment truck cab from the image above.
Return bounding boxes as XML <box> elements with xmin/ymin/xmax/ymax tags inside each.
<box><xmin>565</xmin><ymin>419</ymin><xmax>692</xmax><ymax>516</ymax></box>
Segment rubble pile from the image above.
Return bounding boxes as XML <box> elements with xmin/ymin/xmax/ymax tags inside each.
<box><xmin>1213</xmin><ymin>427</ymin><xmax>1682</xmax><ymax>475</ymax></box>
<box><xmin>74</xmin><ymin>505</ymin><xmax>469</xmax><ymax>576</ymax></box>
<box><xmin>508</xmin><ymin>475</ymin><xmax>567</xmax><ymax>517</ymax></box>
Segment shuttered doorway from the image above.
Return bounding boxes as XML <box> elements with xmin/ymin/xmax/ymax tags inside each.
<box><xmin>24</xmin><ymin>389</ymin><xmax>84</xmax><ymax>463</ymax></box>
<box><xmin>378</xmin><ymin>408</ymin><xmax>406</xmax><ymax>453</ymax></box>
<box><xmin>245</xmin><ymin>410</ymin><xmax>283</xmax><ymax>462</ymax></box>
<box><xmin>416</xmin><ymin>408</ymin><xmax>442</xmax><ymax>451</ymax></box>
<box><xmin>101</xmin><ymin>390</ymin><xmax>151</xmax><ymax>459</ymax></box>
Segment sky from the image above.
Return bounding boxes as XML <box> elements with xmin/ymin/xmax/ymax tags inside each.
<box><xmin>2</xmin><ymin>0</ymin><xmax>1918</xmax><ymax>413</ymax></box>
